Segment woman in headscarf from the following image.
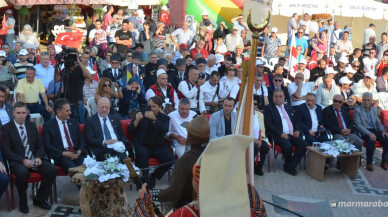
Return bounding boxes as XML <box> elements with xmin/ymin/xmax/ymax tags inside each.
<box><xmin>17</xmin><ymin>24</ymin><xmax>39</xmax><ymax>50</ymax></box>
<box><xmin>119</xmin><ymin>77</ymin><xmax>147</xmax><ymax>119</ymax></box>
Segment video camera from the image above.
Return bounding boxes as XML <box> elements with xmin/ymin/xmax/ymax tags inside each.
<box><xmin>55</xmin><ymin>45</ymin><xmax>78</xmax><ymax>67</ymax></box>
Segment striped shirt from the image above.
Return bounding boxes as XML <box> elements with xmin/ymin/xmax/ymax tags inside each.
<box><xmin>13</xmin><ymin>62</ymin><xmax>34</xmax><ymax>79</ymax></box>
<box><xmin>152</xmin><ymin>34</ymin><xmax>166</xmax><ymax>50</ymax></box>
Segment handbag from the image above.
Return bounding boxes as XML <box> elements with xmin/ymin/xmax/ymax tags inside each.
<box><xmin>210</xmin><ymin>83</ymin><xmax>221</xmax><ymax>113</ymax></box>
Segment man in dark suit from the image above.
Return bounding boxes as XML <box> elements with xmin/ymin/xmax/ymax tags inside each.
<box><xmin>264</xmin><ymin>89</ymin><xmax>307</xmax><ymax>176</ymax></box>
<box><xmin>84</xmin><ymin>97</ymin><xmax>127</xmax><ymax>162</ymax></box>
<box><xmin>102</xmin><ymin>54</ymin><xmax>125</xmax><ymax>82</ymax></box>
<box><xmin>170</xmin><ymin>58</ymin><xmax>188</xmax><ymax>90</ymax></box>
<box><xmin>268</xmin><ymin>74</ymin><xmax>290</xmax><ymax>105</ymax></box>
<box><xmin>323</xmin><ymin>94</ymin><xmax>363</xmax><ymax>151</ymax></box>
<box><xmin>0</xmin><ymin>149</ymin><xmax>9</xmax><ymax>202</ymax></box>
<box><xmin>0</xmin><ymin>86</ymin><xmax>13</xmax><ymax>129</ymax></box>
<box><xmin>353</xmin><ymin>92</ymin><xmax>388</xmax><ymax>171</ymax></box>
<box><xmin>1</xmin><ymin>102</ymin><xmax>57</xmax><ymax>213</ymax></box>
<box><xmin>42</xmin><ymin>98</ymin><xmax>86</xmax><ymax>173</ymax></box>
<box><xmin>295</xmin><ymin>93</ymin><xmax>329</xmax><ymax>145</ymax></box>
<box><xmin>128</xmin><ymin>96</ymin><xmax>175</xmax><ymax>189</ymax></box>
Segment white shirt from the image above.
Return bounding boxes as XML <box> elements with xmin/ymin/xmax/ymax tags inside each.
<box><xmin>171</xmin><ymin>28</ymin><xmax>195</xmax><ymax>45</ymax></box>
<box><xmin>316</xmin><ymin>83</ymin><xmax>341</xmax><ymax>108</ymax></box>
<box><xmin>98</xmin><ymin>114</ymin><xmax>118</xmax><ymax>141</ymax></box>
<box><xmin>219</xmin><ymin>76</ymin><xmax>240</xmax><ymax>98</ymax></box>
<box><xmin>288</xmin><ymin>82</ymin><xmax>311</xmax><ymax>106</ymax></box>
<box><xmin>363</xmin><ymin>57</ymin><xmax>378</xmax><ymax>73</ymax></box>
<box><xmin>308</xmin><ymin>106</ymin><xmax>319</xmax><ymax>132</ymax></box>
<box><xmin>14</xmin><ymin>120</ymin><xmax>27</xmax><ymax>140</ymax></box>
<box><xmin>145</xmin><ymin>85</ymin><xmax>179</xmax><ymax>110</ymax></box>
<box><xmin>315</xmin><ymin>77</ymin><xmax>336</xmax><ymax>88</ymax></box>
<box><xmin>253</xmin><ymin>111</ymin><xmax>261</xmax><ymax>139</ymax></box>
<box><xmin>56</xmin><ymin>117</ymin><xmax>73</xmax><ymax>149</ymax></box>
<box><xmin>167</xmin><ymin>110</ymin><xmax>197</xmax><ymax>145</ymax></box>
<box><xmin>253</xmin><ymin>84</ymin><xmax>268</xmax><ymax>96</ymax></box>
<box><xmin>363</xmin><ymin>28</ymin><xmax>376</xmax><ymax>45</ymax></box>
<box><xmin>229</xmin><ymin>83</ymin><xmax>240</xmax><ymax>100</ymax></box>
<box><xmin>111</xmin><ymin>68</ymin><xmax>120</xmax><ymax>78</ymax></box>
<box><xmin>205</xmin><ymin>64</ymin><xmax>218</xmax><ymax>75</ymax></box>
<box><xmin>178</xmin><ymin>81</ymin><xmax>199</xmax><ymax>109</ymax></box>
<box><xmin>353</xmin><ymin>80</ymin><xmax>379</xmax><ymax>100</ymax></box>
<box><xmin>331</xmin><ymin>28</ymin><xmax>342</xmax><ymax>44</ymax></box>
<box><xmin>0</xmin><ymin>104</ymin><xmax>10</xmax><ymax>126</ymax></box>
<box><xmin>299</xmin><ymin>20</ymin><xmax>311</xmax><ymax>34</ymax></box>
<box><xmin>294</xmin><ymin>68</ymin><xmax>310</xmax><ymax>81</ymax></box>
<box><xmin>275</xmin><ymin>105</ymin><xmax>291</xmax><ymax>134</ymax></box>
<box><xmin>199</xmin><ymin>80</ymin><xmax>219</xmax><ymax>113</ymax></box>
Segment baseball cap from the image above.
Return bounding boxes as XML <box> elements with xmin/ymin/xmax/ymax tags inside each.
<box><xmin>201</xmin><ymin>11</ymin><xmax>208</xmax><ymax>16</ymax></box>
<box><xmin>0</xmin><ymin>51</ymin><xmax>6</xmax><ymax>57</ymax></box>
<box><xmin>365</xmin><ymin>71</ymin><xmax>376</xmax><ymax>80</ymax></box>
<box><xmin>156</xmin><ymin>69</ymin><xmax>167</xmax><ymax>77</ymax></box>
<box><xmin>298</xmin><ymin>59</ymin><xmax>307</xmax><ymax>65</ymax></box>
<box><xmin>345</xmin><ymin>66</ymin><xmax>356</xmax><ymax>74</ymax></box>
<box><xmin>255</xmin><ymin>59</ymin><xmax>265</xmax><ymax>66</ymax></box>
<box><xmin>369</xmin><ymin>23</ymin><xmax>375</xmax><ymax>27</ymax></box>
<box><xmin>338</xmin><ymin>56</ymin><xmax>349</xmax><ymax>64</ymax></box>
<box><xmin>339</xmin><ymin>77</ymin><xmax>352</xmax><ymax>85</ymax></box>
<box><xmin>5</xmin><ymin>9</ymin><xmax>12</xmax><ymax>14</ymax></box>
<box><xmin>232</xmin><ymin>25</ymin><xmax>239</xmax><ymax>30</ymax></box>
<box><xmin>179</xmin><ymin>43</ymin><xmax>188</xmax><ymax>50</ymax></box>
<box><xmin>271</xmin><ymin>27</ymin><xmax>278</xmax><ymax>33</ymax></box>
<box><xmin>19</xmin><ymin>49</ymin><xmax>29</xmax><ymax>56</ymax></box>
<box><xmin>325</xmin><ymin>67</ymin><xmax>338</xmax><ymax>75</ymax></box>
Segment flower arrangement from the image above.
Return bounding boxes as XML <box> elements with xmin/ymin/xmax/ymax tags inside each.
<box><xmin>83</xmin><ymin>156</ymin><xmax>130</xmax><ymax>183</ymax></box>
<box><xmin>319</xmin><ymin>140</ymin><xmax>359</xmax><ymax>157</ymax></box>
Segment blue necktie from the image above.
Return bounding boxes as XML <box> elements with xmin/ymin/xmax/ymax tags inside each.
<box><xmin>103</xmin><ymin>118</ymin><xmax>112</xmax><ymax>140</ymax></box>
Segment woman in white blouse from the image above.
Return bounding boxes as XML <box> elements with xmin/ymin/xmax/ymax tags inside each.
<box><xmin>219</xmin><ymin>64</ymin><xmax>240</xmax><ymax>98</ymax></box>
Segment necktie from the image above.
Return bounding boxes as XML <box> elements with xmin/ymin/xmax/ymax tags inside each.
<box><xmin>103</xmin><ymin>118</ymin><xmax>112</xmax><ymax>140</ymax></box>
<box><xmin>114</xmin><ymin>69</ymin><xmax>118</xmax><ymax>79</ymax></box>
<box><xmin>20</xmin><ymin>126</ymin><xmax>33</xmax><ymax>160</ymax></box>
<box><xmin>279</xmin><ymin>106</ymin><xmax>294</xmax><ymax>135</ymax></box>
<box><xmin>336</xmin><ymin>109</ymin><xmax>344</xmax><ymax>129</ymax></box>
<box><xmin>62</xmin><ymin>121</ymin><xmax>74</xmax><ymax>152</ymax></box>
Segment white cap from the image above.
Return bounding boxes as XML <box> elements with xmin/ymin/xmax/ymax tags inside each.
<box><xmin>255</xmin><ymin>59</ymin><xmax>265</xmax><ymax>65</ymax></box>
<box><xmin>156</xmin><ymin>69</ymin><xmax>167</xmax><ymax>77</ymax></box>
<box><xmin>338</xmin><ymin>56</ymin><xmax>349</xmax><ymax>64</ymax></box>
<box><xmin>345</xmin><ymin>66</ymin><xmax>356</xmax><ymax>74</ymax></box>
<box><xmin>19</xmin><ymin>49</ymin><xmax>28</xmax><ymax>56</ymax></box>
<box><xmin>365</xmin><ymin>71</ymin><xmax>376</xmax><ymax>80</ymax></box>
<box><xmin>271</xmin><ymin>27</ymin><xmax>278</xmax><ymax>33</ymax></box>
<box><xmin>232</xmin><ymin>25</ymin><xmax>239</xmax><ymax>30</ymax></box>
<box><xmin>5</xmin><ymin>9</ymin><xmax>12</xmax><ymax>14</ymax></box>
<box><xmin>339</xmin><ymin>77</ymin><xmax>352</xmax><ymax>85</ymax></box>
<box><xmin>298</xmin><ymin>58</ymin><xmax>307</xmax><ymax>65</ymax></box>
<box><xmin>325</xmin><ymin>67</ymin><xmax>338</xmax><ymax>74</ymax></box>
<box><xmin>201</xmin><ymin>10</ymin><xmax>208</xmax><ymax>16</ymax></box>
<box><xmin>0</xmin><ymin>51</ymin><xmax>5</xmax><ymax>57</ymax></box>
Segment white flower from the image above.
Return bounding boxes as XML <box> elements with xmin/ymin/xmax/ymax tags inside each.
<box><xmin>83</xmin><ymin>156</ymin><xmax>97</xmax><ymax>167</ymax></box>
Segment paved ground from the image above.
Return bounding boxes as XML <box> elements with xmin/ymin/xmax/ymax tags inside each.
<box><xmin>1</xmin><ymin>147</ymin><xmax>387</xmax><ymax>217</ymax></box>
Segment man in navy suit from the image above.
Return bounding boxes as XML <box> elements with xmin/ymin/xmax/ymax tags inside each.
<box><xmin>102</xmin><ymin>54</ymin><xmax>124</xmax><ymax>82</ymax></box>
<box><xmin>128</xmin><ymin>96</ymin><xmax>175</xmax><ymax>189</ymax></box>
<box><xmin>295</xmin><ymin>93</ymin><xmax>329</xmax><ymax>145</ymax></box>
<box><xmin>1</xmin><ymin>102</ymin><xmax>57</xmax><ymax>213</ymax></box>
<box><xmin>42</xmin><ymin>98</ymin><xmax>86</xmax><ymax>173</ymax></box>
<box><xmin>264</xmin><ymin>89</ymin><xmax>307</xmax><ymax>176</ymax></box>
<box><xmin>84</xmin><ymin>97</ymin><xmax>127</xmax><ymax>162</ymax></box>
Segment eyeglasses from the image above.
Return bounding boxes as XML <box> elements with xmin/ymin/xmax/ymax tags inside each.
<box><xmin>2</xmin><ymin>46</ymin><xmax>9</xmax><ymax>49</ymax></box>
<box><xmin>127</xmin><ymin>55</ymin><xmax>132</xmax><ymax>58</ymax></box>
<box><xmin>298</xmin><ymin>32</ymin><xmax>304</xmax><ymax>34</ymax></box>
<box><xmin>333</xmin><ymin>99</ymin><xmax>343</xmax><ymax>104</ymax></box>
<box><xmin>274</xmin><ymin>79</ymin><xmax>282</xmax><ymax>82</ymax></box>
<box><xmin>103</xmin><ymin>84</ymin><xmax>111</xmax><ymax>87</ymax></box>
<box><xmin>295</xmin><ymin>77</ymin><xmax>303</xmax><ymax>79</ymax></box>
<box><xmin>352</xmin><ymin>65</ymin><xmax>359</xmax><ymax>68</ymax></box>
<box><xmin>228</xmin><ymin>69</ymin><xmax>236</xmax><ymax>71</ymax></box>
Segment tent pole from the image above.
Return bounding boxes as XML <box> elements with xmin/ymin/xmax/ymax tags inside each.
<box><xmin>36</xmin><ymin>6</ymin><xmax>39</xmax><ymax>34</ymax></box>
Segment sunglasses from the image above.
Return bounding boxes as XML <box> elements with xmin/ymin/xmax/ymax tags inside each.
<box><xmin>333</xmin><ymin>99</ymin><xmax>343</xmax><ymax>104</ymax></box>
<box><xmin>298</xmin><ymin>32</ymin><xmax>304</xmax><ymax>34</ymax></box>
<box><xmin>352</xmin><ymin>65</ymin><xmax>359</xmax><ymax>68</ymax></box>
<box><xmin>228</xmin><ymin>69</ymin><xmax>236</xmax><ymax>71</ymax></box>
<box><xmin>103</xmin><ymin>84</ymin><xmax>111</xmax><ymax>87</ymax></box>
<box><xmin>274</xmin><ymin>79</ymin><xmax>282</xmax><ymax>82</ymax></box>
<box><xmin>295</xmin><ymin>77</ymin><xmax>303</xmax><ymax>79</ymax></box>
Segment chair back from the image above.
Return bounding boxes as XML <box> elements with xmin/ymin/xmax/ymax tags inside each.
<box><xmin>120</xmin><ymin>119</ymin><xmax>133</xmax><ymax>140</ymax></box>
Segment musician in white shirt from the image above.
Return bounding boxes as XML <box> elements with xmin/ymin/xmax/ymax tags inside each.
<box><xmin>199</xmin><ymin>71</ymin><xmax>221</xmax><ymax>113</ymax></box>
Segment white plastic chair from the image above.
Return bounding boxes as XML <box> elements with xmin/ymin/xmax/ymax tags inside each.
<box><xmin>87</xmin><ymin>97</ymin><xmax>97</xmax><ymax>115</ymax></box>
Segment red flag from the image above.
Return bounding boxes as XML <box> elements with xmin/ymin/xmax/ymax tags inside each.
<box><xmin>93</xmin><ymin>61</ymin><xmax>99</xmax><ymax>82</ymax></box>
<box><xmin>159</xmin><ymin>10</ymin><xmax>170</xmax><ymax>25</ymax></box>
<box><xmin>288</xmin><ymin>31</ymin><xmax>298</xmax><ymax>78</ymax></box>
<box><xmin>55</xmin><ymin>31</ymin><xmax>84</xmax><ymax>49</ymax></box>
<box><xmin>308</xmin><ymin>53</ymin><xmax>318</xmax><ymax>71</ymax></box>
<box><xmin>0</xmin><ymin>15</ymin><xmax>8</xmax><ymax>35</ymax></box>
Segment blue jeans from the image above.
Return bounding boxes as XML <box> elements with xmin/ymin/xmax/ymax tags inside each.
<box><xmin>70</xmin><ymin>101</ymin><xmax>85</xmax><ymax>124</ymax></box>
<box><xmin>27</xmin><ymin>103</ymin><xmax>50</xmax><ymax>122</ymax></box>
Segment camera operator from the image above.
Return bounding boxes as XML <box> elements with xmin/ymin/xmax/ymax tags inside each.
<box><xmin>61</xmin><ymin>52</ymin><xmax>93</xmax><ymax>124</ymax></box>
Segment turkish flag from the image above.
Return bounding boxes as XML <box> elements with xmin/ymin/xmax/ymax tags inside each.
<box><xmin>0</xmin><ymin>15</ymin><xmax>8</xmax><ymax>35</ymax></box>
<box><xmin>55</xmin><ymin>31</ymin><xmax>84</xmax><ymax>49</ymax></box>
<box><xmin>160</xmin><ymin>10</ymin><xmax>170</xmax><ymax>25</ymax></box>
<box><xmin>93</xmin><ymin>61</ymin><xmax>99</xmax><ymax>82</ymax></box>
<box><xmin>308</xmin><ymin>53</ymin><xmax>318</xmax><ymax>71</ymax></box>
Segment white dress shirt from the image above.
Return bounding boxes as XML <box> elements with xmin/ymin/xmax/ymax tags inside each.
<box><xmin>0</xmin><ymin>104</ymin><xmax>10</xmax><ymax>126</ymax></box>
<box><xmin>275</xmin><ymin>104</ymin><xmax>291</xmax><ymax>135</ymax></box>
<box><xmin>199</xmin><ymin>80</ymin><xmax>219</xmax><ymax>113</ymax></box>
<box><xmin>253</xmin><ymin>85</ymin><xmax>268</xmax><ymax>96</ymax></box>
<box><xmin>14</xmin><ymin>120</ymin><xmax>27</xmax><ymax>140</ymax></box>
<box><xmin>98</xmin><ymin>114</ymin><xmax>118</xmax><ymax>141</ymax></box>
<box><xmin>288</xmin><ymin>82</ymin><xmax>311</xmax><ymax>106</ymax></box>
<box><xmin>56</xmin><ymin>117</ymin><xmax>74</xmax><ymax>149</ymax></box>
<box><xmin>308</xmin><ymin>106</ymin><xmax>319</xmax><ymax>132</ymax></box>
<box><xmin>253</xmin><ymin>111</ymin><xmax>261</xmax><ymax>139</ymax></box>
<box><xmin>178</xmin><ymin>81</ymin><xmax>199</xmax><ymax>109</ymax></box>
<box><xmin>145</xmin><ymin>85</ymin><xmax>180</xmax><ymax>110</ymax></box>
<box><xmin>205</xmin><ymin>64</ymin><xmax>218</xmax><ymax>75</ymax></box>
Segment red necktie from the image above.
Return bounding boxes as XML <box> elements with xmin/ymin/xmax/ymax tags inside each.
<box><xmin>62</xmin><ymin>121</ymin><xmax>74</xmax><ymax>152</ymax></box>
<box><xmin>336</xmin><ymin>109</ymin><xmax>344</xmax><ymax>129</ymax></box>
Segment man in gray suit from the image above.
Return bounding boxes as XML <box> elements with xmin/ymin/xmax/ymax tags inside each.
<box><xmin>209</xmin><ymin>97</ymin><xmax>236</xmax><ymax>140</ymax></box>
<box><xmin>353</xmin><ymin>92</ymin><xmax>388</xmax><ymax>171</ymax></box>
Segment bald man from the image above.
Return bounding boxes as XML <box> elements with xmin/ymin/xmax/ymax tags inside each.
<box><xmin>84</xmin><ymin>97</ymin><xmax>127</xmax><ymax>162</ymax></box>
<box><xmin>170</xmin><ymin>21</ymin><xmax>195</xmax><ymax>49</ymax></box>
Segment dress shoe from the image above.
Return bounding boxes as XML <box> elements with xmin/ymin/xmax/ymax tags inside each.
<box><xmin>33</xmin><ymin>198</ymin><xmax>52</xmax><ymax>210</ymax></box>
<box><xmin>146</xmin><ymin>174</ymin><xmax>156</xmax><ymax>190</ymax></box>
<box><xmin>381</xmin><ymin>162</ymin><xmax>388</xmax><ymax>171</ymax></box>
<box><xmin>366</xmin><ymin>163</ymin><xmax>374</xmax><ymax>171</ymax></box>
<box><xmin>19</xmin><ymin>204</ymin><xmax>29</xmax><ymax>214</ymax></box>
<box><xmin>283</xmin><ymin>167</ymin><xmax>297</xmax><ymax>176</ymax></box>
<box><xmin>254</xmin><ymin>167</ymin><xmax>264</xmax><ymax>176</ymax></box>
